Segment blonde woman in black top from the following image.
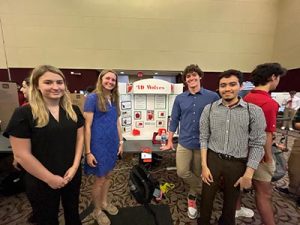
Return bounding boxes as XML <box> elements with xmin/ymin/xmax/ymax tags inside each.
<box><xmin>4</xmin><ymin>65</ymin><xmax>84</xmax><ymax>225</ymax></box>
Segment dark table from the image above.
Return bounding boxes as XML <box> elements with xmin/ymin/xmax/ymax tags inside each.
<box><xmin>123</xmin><ymin>140</ymin><xmax>176</xmax><ymax>153</ymax></box>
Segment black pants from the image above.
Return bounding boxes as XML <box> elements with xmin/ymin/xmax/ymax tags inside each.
<box><xmin>25</xmin><ymin>170</ymin><xmax>82</xmax><ymax>225</ymax></box>
<box><xmin>198</xmin><ymin>150</ymin><xmax>246</xmax><ymax>225</ymax></box>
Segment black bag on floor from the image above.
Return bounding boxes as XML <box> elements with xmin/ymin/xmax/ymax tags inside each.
<box><xmin>0</xmin><ymin>171</ymin><xmax>25</xmax><ymax>196</ymax></box>
<box><xmin>128</xmin><ymin>164</ymin><xmax>159</xmax><ymax>225</ymax></box>
<box><xmin>129</xmin><ymin>164</ymin><xmax>157</xmax><ymax>204</ymax></box>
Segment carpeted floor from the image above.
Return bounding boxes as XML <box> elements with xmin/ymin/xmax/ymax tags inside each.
<box><xmin>1</xmin><ymin>135</ymin><xmax>300</xmax><ymax>225</ymax></box>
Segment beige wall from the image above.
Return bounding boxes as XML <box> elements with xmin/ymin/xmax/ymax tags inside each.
<box><xmin>273</xmin><ymin>0</ymin><xmax>300</xmax><ymax>69</ymax></box>
<box><xmin>0</xmin><ymin>0</ymin><xmax>281</xmax><ymax>72</ymax></box>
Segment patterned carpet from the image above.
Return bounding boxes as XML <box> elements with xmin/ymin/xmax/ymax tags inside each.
<box><xmin>1</xmin><ymin>136</ymin><xmax>300</xmax><ymax>225</ymax></box>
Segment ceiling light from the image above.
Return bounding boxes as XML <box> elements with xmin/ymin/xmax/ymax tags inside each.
<box><xmin>70</xmin><ymin>71</ymin><xmax>81</xmax><ymax>76</ymax></box>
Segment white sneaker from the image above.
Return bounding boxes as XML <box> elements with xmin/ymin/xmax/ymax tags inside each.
<box><xmin>187</xmin><ymin>195</ymin><xmax>198</xmax><ymax>219</ymax></box>
<box><xmin>235</xmin><ymin>207</ymin><xmax>254</xmax><ymax>218</ymax></box>
<box><xmin>281</xmin><ymin>126</ymin><xmax>286</xmax><ymax>130</ymax></box>
<box><xmin>289</xmin><ymin>128</ymin><xmax>294</xmax><ymax>131</ymax></box>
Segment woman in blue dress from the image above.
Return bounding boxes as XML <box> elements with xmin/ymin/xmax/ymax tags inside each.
<box><xmin>84</xmin><ymin>69</ymin><xmax>123</xmax><ymax>225</ymax></box>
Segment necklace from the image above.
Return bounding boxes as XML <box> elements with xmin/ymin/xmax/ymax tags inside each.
<box><xmin>106</xmin><ymin>95</ymin><xmax>112</xmax><ymax>105</ymax></box>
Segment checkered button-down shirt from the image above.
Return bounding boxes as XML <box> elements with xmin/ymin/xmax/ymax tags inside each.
<box><xmin>200</xmin><ymin>99</ymin><xmax>266</xmax><ymax>169</ymax></box>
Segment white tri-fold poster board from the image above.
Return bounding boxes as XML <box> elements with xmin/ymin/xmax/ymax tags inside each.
<box><xmin>119</xmin><ymin>79</ymin><xmax>183</xmax><ymax>140</ymax></box>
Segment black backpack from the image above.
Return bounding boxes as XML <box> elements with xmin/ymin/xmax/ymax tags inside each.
<box><xmin>129</xmin><ymin>164</ymin><xmax>157</xmax><ymax>204</ymax></box>
<box><xmin>129</xmin><ymin>164</ymin><xmax>160</xmax><ymax>225</ymax></box>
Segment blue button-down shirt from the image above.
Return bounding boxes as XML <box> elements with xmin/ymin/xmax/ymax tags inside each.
<box><xmin>169</xmin><ymin>88</ymin><xmax>219</xmax><ymax>149</ymax></box>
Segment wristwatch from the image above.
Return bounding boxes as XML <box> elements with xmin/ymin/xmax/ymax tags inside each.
<box><xmin>119</xmin><ymin>140</ymin><xmax>124</xmax><ymax>145</ymax></box>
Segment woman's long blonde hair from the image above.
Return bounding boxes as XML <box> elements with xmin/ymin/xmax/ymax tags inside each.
<box><xmin>95</xmin><ymin>69</ymin><xmax>120</xmax><ymax>116</ymax></box>
<box><xmin>29</xmin><ymin>65</ymin><xmax>77</xmax><ymax>127</ymax></box>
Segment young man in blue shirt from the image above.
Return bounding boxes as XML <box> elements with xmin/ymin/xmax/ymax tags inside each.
<box><xmin>277</xmin><ymin>109</ymin><xmax>300</xmax><ymax>207</ymax></box>
<box><xmin>161</xmin><ymin>64</ymin><xmax>219</xmax><ymax>219</ymax></box>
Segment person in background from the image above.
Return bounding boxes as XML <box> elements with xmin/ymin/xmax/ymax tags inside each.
<box><xmin>20</xmin><ymin>77</ymin><xmax>30</xmax><ymax>104</ymax></box>
<box><xmin>281</xmin><ymin>90</ymin><xmax>300</xmax><ymax>131</ymax></box>
<box><xmin>277</xmin><ymin>107</ymin><xmax>300</xmax><ymax>207</ymax></box>
<box><xmin>4</xmin><ymin>65</ymin><xmax>84</xmax><ymax>225</ymax></box>
<box><xmin>243</xmin><ymin>62</ymin><xmax>287</xmax><ymax>225</ymax></box>
<box><xmin>295</xmin><ymin>109</ymin><xmax>300</xmax><ymax>130</ymax></box>
<box><xmin>13</xmin><ymin>77</ymin><xmax>30</xmax><ymax>170</ymax></box>
<box><xmin>8</xmin><ymin>80</ymin><xmax>26</xmax><ymax>106</ymax></box>
<box><xmin>84</xmin><ymin>69</ymin><xmax>123</xmax><ymax>225</ymax></box>
<box><xmin>198</xmin><ymin>70</ymin><xmax>265</xmax><ymax>225</ymax></box>
<box><xmin>161</xmin><ymin>64</ymin><xmax>219</xmax><ymax>219</ymax></box>
<box><xmin>16</xmin><ymin>83</ymin><xmax>26</xmax><ymax>106</ymax></box>
<box><xmin>85</xmin><ymin>85</ymin><xmax>96</xmax><ymax>96</ymax></box>
<box><xmin>10</xmin><ymin>76</ymin><xmax>37</xmax><ymax>223</ymax></box>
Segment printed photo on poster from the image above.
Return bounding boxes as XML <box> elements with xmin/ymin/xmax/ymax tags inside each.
<box><xmin>123</xmin><ymin>126</ymin><xmax>132</xmax><ymax>133</ymax></box>
<box><xmin>120</xmin><ymin>94</ymin><xmax>131</xmax><ymax>102</ymax></box>
<box><xmin>146</xmin><ymin>110</ymin><xmax>154</xmax><ymax>121</ymax></box>
<box><xmin>122</xmin><ymin>117</ymin><xmax>132</xmax><ymax>126</ymax></box>
<box><xmin>121</xmin><ymin>101</ymin><xmax>132</xmax><ymax>110</ymax></box>
<box><xmin>121</xmin><ymin>110</ymin><xmax>132</xmax><ymax>117</ymax></box>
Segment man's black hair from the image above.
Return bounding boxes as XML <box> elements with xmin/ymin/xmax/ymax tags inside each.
<box><xmin>251</xmin><ymin>63</ymin><xmax>286</xmax><ymax>86</ymax></box>
<box><xmin>218</xmin><ymin>69</ymin><xmax>243</xmax><ymax>85</ymax></box>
